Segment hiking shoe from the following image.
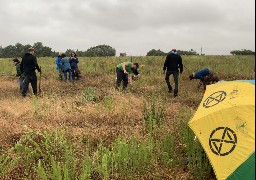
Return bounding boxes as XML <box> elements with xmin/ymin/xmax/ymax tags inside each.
<box><xmin>174</xmin><ymin>93</ymin><xmax>178</xmax><ymax>97</ymax></box>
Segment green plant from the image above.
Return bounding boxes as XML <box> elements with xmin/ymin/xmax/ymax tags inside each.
<box><xmin>83</xmin><ymin>87</ymin><xmax>99</xmax><ymax>103</ymax></box>
<box><xmin>103</xmin><ymin>96</ymin><xmax>114</xmax><ymax>110</ymax></box>
<box><xmin>143</xmin><ymin>97</ymin><xmax>165</xmax><ymax>133</ymax></box>
<box><xmin>177</xmin><ymin>108</ymin><xmax>212</xmax><ymax>180</ymax></box>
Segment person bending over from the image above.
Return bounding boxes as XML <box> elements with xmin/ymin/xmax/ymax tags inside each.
<box><xmin>116</xmin><ymin>62</ymin><xmax>139</xmax><ymax>90</ymax></box>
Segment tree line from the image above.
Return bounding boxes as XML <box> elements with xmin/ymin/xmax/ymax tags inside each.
<box><xmin>146</xmin><ymin>49</ymin><xmax>255</xmax><ymax>56</ymax></box>
<box><xmin>0</xmin><ymin>42</ymin><xmax>254</xmax><ymax>58</ymax></box>
<box><xmin>0</xmin><ymin>42</ymin><xmax>116</xmax><ymax>58</ymax></box>
<box><xmin>146</xmin><ymin>49</ymin><xmax>200</xmax><ymax>56</ymax></box>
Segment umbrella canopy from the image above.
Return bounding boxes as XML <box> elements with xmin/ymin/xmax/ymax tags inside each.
<box><xmin>188</xmin><ymin>80</ymin><xmax>255</xmax><ymax>180</ymax></box>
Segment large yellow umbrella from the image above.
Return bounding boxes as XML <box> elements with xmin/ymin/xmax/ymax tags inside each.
<box><xmin>188</xmin><ymin>80</ymin><xmax>255</xmax><ymax>180</ymax></box>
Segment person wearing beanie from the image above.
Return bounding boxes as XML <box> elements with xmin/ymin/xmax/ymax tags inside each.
<box><xmin>163</xmin><ymin>48</ymin><xmax>183</xmax><ymax>97</ymax></box>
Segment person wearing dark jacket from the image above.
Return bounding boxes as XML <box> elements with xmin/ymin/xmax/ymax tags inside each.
<box><xmin>163</xmin><ymin>49</ymin><xmax>183</xmax><ymax>97</ymax></box>
<box><xmin>69</xmin><ymin>52</ymin><xmax>80</xmax><ymax>80</ymax></box>
<box><xmin>20</xmin><ymin>48</ymin><xmax>41</xmax><ymax>97</ymax></box>
<box><xmin>13</xmin><ymin>58</ymin><xmax>26</xmax><ymax>91</ymax></box>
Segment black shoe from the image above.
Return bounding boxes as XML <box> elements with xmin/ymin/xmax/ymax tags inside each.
<box><xmin>174</xmin><ymin>93</ymin><xmax>178</xmax><ymax>97</ymax></box>
<box><xmin>168</xmin><ymin>88</ymin><xmax>173</xmax><ymax>93</ymax></box>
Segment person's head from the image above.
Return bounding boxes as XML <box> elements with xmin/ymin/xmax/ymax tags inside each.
<box><xmin>170</xmin><ymin>48</ymin><xmax>177</xmax><ymax>54</ymax></box>
<box><xmin>132</xmin><ymin>63</ymin><xmax>139</xmax><ymax>70</ymax></box>
<box><xmin>60</xmin><ymin>53</ymin><xmax>66</xmax><ymax>59</ymax></box>
<box><xmin>189</xmin><ymin>74</ymin><xmax>194</xmax><ymax>80</ymax></box>
<box><xmin>12</xmin><ymin>58</ymin><xmax>20</xmax><ymax>65</ymax></box>
<box><xmin>28</xmin><ymin>47</ymin><xmax>35</xmax><ymax>55</ymax></box>
<box><xmin>133</xmin><ymin>68</ymin><xmax>140</xmax><ymax>75</ymax></box>
<box><xmin>59</xmin><ymin>52</ymin><xmax>64</xmax><ymax>56</ymax></box>
<box><xmin>70</xmin><ymin>52</ymin><xmax>76</xmax><ymax>57</ymax></box>
<box><xmin>211</xmin><ymin>76</ymin><xmax>219</xmax><ymax>84</ymax></box>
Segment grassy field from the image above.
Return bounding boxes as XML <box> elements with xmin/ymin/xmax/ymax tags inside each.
<box><xmin>0</xmin><ymin>55</ymin><xmax>254</xmax><ymax>179</ymax></box>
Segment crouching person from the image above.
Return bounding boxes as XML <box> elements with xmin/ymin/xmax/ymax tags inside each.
<box><xmin>189</xmin><ymin>68</ymin><xmax>219</xmax><ymax>92</ymax></box>
<box><xmin>115</xmin><ymin>62</ymin><xmax>139</xmax><ymax>90</ymax></box>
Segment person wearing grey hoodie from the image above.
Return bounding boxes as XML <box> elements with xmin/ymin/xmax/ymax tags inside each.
<box><xmin>60</xmin><ymin>54</ymin><xmax>72</xmax><ymax>81</ymax></box>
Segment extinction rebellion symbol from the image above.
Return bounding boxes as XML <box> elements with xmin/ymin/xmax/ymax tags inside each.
<box><xmin>209</xmin><ymin>127</ymin><xmax>237</xmax><ymax>156</ymax></box>
<box><xmin>203</xmin><ymin>91</ymin><xmax>227</xmax><ymax>108</ymax></box>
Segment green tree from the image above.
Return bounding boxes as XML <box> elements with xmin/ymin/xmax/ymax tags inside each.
<box><xmin>177</xmin><ymin>49</ymin><xmax>199</xmax><ymax>55</ymax></box>
<box><xmin>33</xmin><ymin>42</ymin><xmax>52</xmax><ymax>57</ymax></box>
<box><xmin>146</xmin><ymin>49</ymin><xmax>166</xmax><ymax>56</ymax></box>
<box><xmin>85</xmin><ymin>45</ymin><xmax>116</xmax><ymax>57</ymax></box>
<box><xmin>230</xmin><ymin>49</ymin><xmax>255</xmax><ymax>55</ymax></box>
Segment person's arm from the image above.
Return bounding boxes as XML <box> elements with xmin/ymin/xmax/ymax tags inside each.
<box><xmin>163</xmin><ymin>56</ymin><xmax>168</xmax><ymax>71</ymax></box>
<box><xmin>75</xmin><ymin>58</ymin><xmax>79</xmax><ymax>63</ymax></box>
<box><xmin>60</xmin><ymin>60</ymin><xmax>63</xmax><ymax>70</ymax></box>
<box><xmin>34</xmin><ymin>57</ymin><xmax>41</xmax><ymax>72</ymax></box>
<box><xmin>178</xmin><ymin>55</ymin><xmax>183</xmax><ymax>74</ymax></box>
<box><xmin>129</xmin><ymin>74</ymin><xmax>133</xmax><ymax>85</ymax></box>
<box><xmin>55</xmin><ymin>57</ymin><xmax>59</xmax><ymax>65</ymax></box>
<box><xmin>122</xmin><ymin>63</ymin><xmax>128</xmax><ymax>74</ymax></box>
<box><xmin>20</xmin><ymin>59</ymin><xmax>24</xmax><ymax>74</ymax></box>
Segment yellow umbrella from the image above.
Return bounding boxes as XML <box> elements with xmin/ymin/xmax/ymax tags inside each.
<box><xmin>188</xmin><ymin>80</ymin><xmax>255</xmax><ymax>180</ymax></box>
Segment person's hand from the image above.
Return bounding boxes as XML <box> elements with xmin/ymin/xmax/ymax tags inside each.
<box><xmin>124</xmin><ymin>70</ymin><xmax>128</xmax><ymax>74</ymax></box>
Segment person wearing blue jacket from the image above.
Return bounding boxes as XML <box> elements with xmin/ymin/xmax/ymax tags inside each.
<box><xmin>69</xmin><ymin>52</ymin><xmax>81</xmax><ymax>80</ymax></box>
<box><xmin>60</xmin><ymin>53</ymin><xmax>72</xmax><ymax>81</ymax></box>
<box><xmin>189</xmin><ymin>68</ymin><xmax>219</xmax><ymax>91</ymax></box>
<box><xmin>56</xmin><ymin>52</ymin><xmax>63</xmax><ymax>80</ymax></box>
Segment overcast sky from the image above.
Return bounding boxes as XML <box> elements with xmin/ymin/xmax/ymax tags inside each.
<box><xmin>0</xmin><ymin>0</ymin><xmax>255</xmax><ymax>55</ymax></box>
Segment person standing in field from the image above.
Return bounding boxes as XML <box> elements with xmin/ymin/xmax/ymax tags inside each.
<box><xmin>20</xmin><ymin>48</ymin><xmax>41</xmax><ymax>97</ymax></box>
<box><xmin>115</xmin><ymin>62</ymin><xmax>139</xmax><ymax>90</ymax></box>
<box><xmin>13</xmin><ymin>58</ymin><xmax>26</xmax><ymax>92</ymax></box>
<box><xmin>61</xmin><ymin>53</ymin><xmax>72</xmax><ymax>82</ymax></box>
<box><xmin>69</xmin><ymin>52</ymin><xmax>80</xmax><ymax>80</ymax></box>
<box><xmin>163</xmin><ymin>49</ymin><xmax>183</xmax><ymax>97</ymax></box>
<box><xmin>189</xmin><ymin>68</ymin><xmax>219</xmax><ymax>92</ymax></box>
<box><xmin>56</xmin><ymin>52</ymin><xmax>63</xmax><ymax>80</ymax></box>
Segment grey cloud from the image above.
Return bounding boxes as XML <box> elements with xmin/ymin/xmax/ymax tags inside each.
<box><xmin>0</xmin><ymin>0</ymin><xmax>254</xmax><ymax>55</ymax></box>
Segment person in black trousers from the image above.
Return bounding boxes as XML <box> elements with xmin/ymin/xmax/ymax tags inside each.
<box><xmin>20</xmin><ymin>48</ymin><xmax>41</xmax><ymax>97</ymax></box>
<box><xmin>163</xmin><ymin>49</ymin><xmax>183</xmax><ymax>97</ymax></box>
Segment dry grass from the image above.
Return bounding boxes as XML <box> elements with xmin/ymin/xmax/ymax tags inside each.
<box><xmin>0</xmin><ymin>55</ymin><xmax>254</xmax><ymax>179</ymax></box>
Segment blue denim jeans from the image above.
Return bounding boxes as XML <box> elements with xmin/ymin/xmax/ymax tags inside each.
<box><xmin>63</xmin><ymin>69</ymin><xmax>72</xmax><ymax>81</ymax></box>
<box><xmin>19</xmin><ymin>75</ymin><xmax>29</xmax><ymax>92</ymax></box>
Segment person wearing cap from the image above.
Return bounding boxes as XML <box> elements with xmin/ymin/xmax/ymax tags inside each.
<box><xmin>163</xmin><ymin>49</ymin><xmax>183</xmax><ymax>97</ymax></box>
<box><xmin>13</xmin><ymin>58</ymin><xmax>27</xmax><ymax>92</ymax></box>
<box><xmin>115</xmin><ymin>62</ymin><xmax>139</xmax><ymax>90</ymax></box>
<box><xmin>56</xmin><ymin>52</ymin><xmax>63</xmax><ymax>80</ymax></box>
<box><xmin>20</xmin><ymin>48</ymin><xmax>41</xmax><ymax>97</ymax></box>
<box><xmin>189</xmin><ymin>68</ymin><xmax>219</xmax><ymax>92</ymax></box>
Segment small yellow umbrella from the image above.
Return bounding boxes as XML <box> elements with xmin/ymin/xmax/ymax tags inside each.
<box><xmin>188</xmin><ymin>80</ymin><xmax>255</xmax><ymax>180</ymax></box>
